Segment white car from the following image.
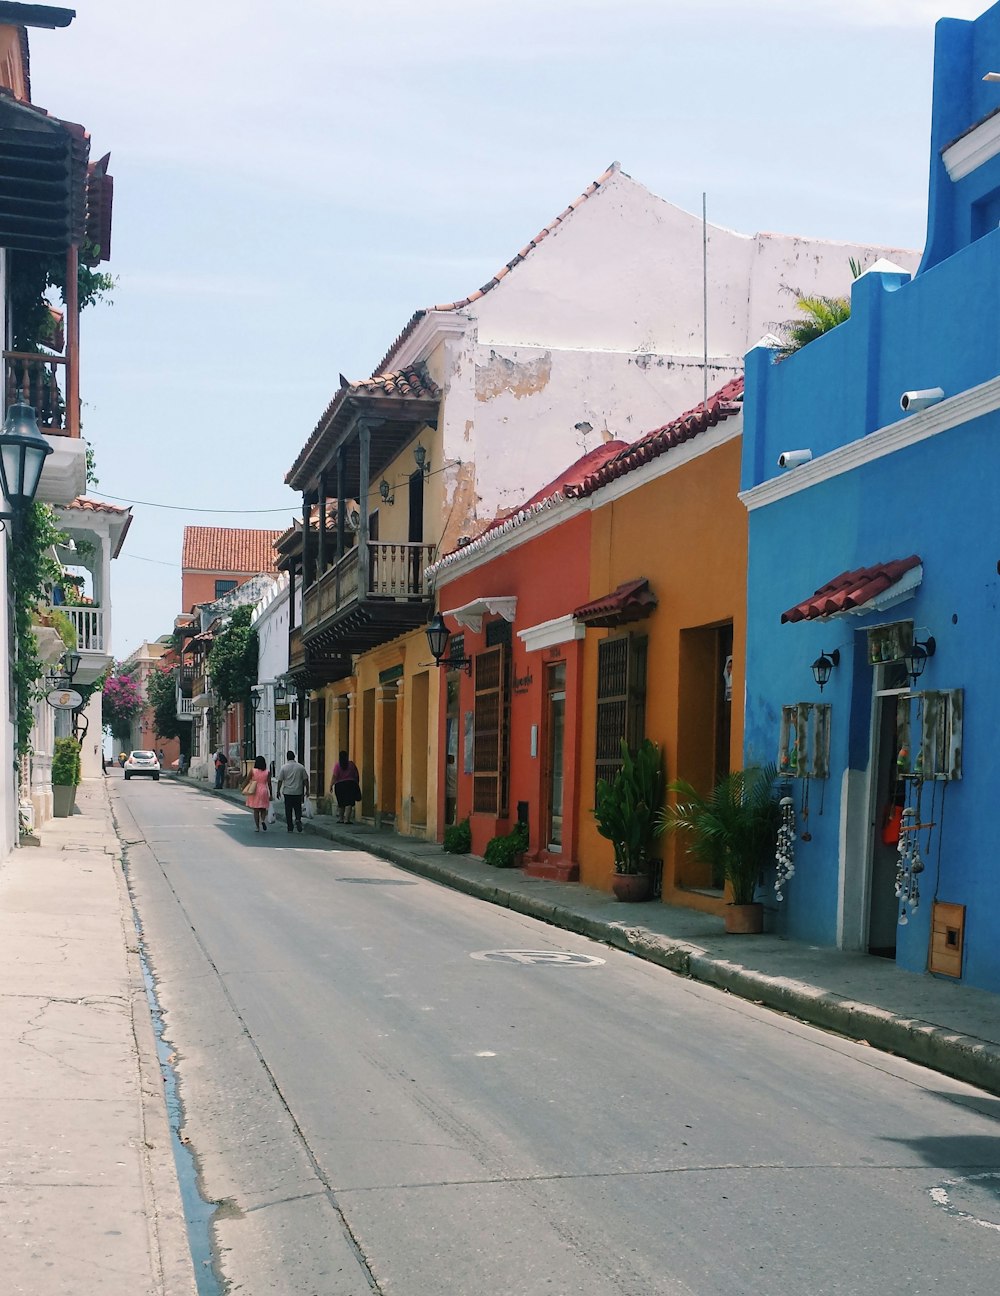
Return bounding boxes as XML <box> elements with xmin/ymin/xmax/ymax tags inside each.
<box><xmin>124</xmin><ymin>750</ymin><xmax>160</xmax><ymax>781</ymax></box>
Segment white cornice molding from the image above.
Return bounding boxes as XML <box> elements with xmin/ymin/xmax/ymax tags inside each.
<box><xmin>444</xmin><ymin>596</ymin><xmax>517</xmax><ymax>633</ymax></box>
<box><xmin>392</xmin><ymin>310</ymin><xmax>470</xmax><ymax>370</ymax></box>
<box><xmin>517</xmin><ymin>614</ymin><xmax>586</xmax><ymax>653</ymax></box>
<box><xmin>943</xmin><ymin>112</ymin><xmax>1000</xmax><ymax>181</ymax></box>
<box><xmin>740</xmin><ymin>375</ymin><xmax>1000</xmax><ymax>512</ymax></box>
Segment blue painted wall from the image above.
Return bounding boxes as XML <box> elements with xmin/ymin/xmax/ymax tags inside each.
<box><xmin>742</xmin><ymin>2</ymin><xmax>1000</xmax><ymax>993</ymax></box>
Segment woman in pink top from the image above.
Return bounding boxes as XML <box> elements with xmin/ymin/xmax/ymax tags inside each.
<box><xmin>330</xmin><ymin>750</ymin><xmax>361</xmax><ymax>824</ymax></box>
<box><xmin>245</xmin><ymin>755</ymin><xmax>273</xmax><ymax>833</ymax></box>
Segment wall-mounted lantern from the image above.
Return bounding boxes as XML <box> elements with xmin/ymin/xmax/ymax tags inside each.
<box><xmin>414</xmin><ymin>443</ymin><xmax>430</xmax><ymax>475</ymax></box>
<box><xmin>273</xmin><ymin>678</ymin><xmax>287</xmax><ymax>702</ymax></box>
<box><xmin>811</xmin><ymin>648</ymin><xmax>840</xmax><ymax>692</ymax></box>
<box><xmin>904</xmin><ymin>636</ymin><xmax>936</xmax><ymax>685</ymax></box>
<box><xmin>379</xmin><ymin>478</ymin><xmax>394</xmax><ymax>505</ymax></box>
<box><xmin>425</xmin><ymin>612</ymin><xmax>471</xmax><ymax>675</ymax></box>
<box><xmin>0</xmin><ymin>400</ymin><xmax>53</xmax><ymax>527</ymax></box>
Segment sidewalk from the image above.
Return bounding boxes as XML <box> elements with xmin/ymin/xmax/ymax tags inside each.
<box><xmin>199</xmin><ymin>779</ymin><xmax>1000</xmax><ymax>1097</ymax></box>
<box><xmin>0</xmin><ymin>777</ymin><xmax>195</xmax><ymax>1296</ymax></box>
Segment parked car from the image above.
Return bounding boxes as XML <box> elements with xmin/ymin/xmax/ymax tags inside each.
<box><xmin>124</xmin><ymin>750</ymin><xmax>160</xmax><ymax>781</ymax></box>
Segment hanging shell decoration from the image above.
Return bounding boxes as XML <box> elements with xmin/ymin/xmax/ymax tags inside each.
<box><xmin>775</xmin><ymin>795</ymin><xmax>796</xmax><ymax>902</ymax></box>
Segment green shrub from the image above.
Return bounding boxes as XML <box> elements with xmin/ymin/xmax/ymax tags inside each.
<box><xmin>484</xmin><ymin>821</ymin><xmax>529</xmax><ymax>867</ymax></box>
<box><xmin>443</xmin><ymin>818</ymin><xmax>471</xmax><ymax>854</ymax></box>
<box><xmin>52</xmin><ymin>736</ymin><xmax>81</xmax><ymax>787</ymax></box>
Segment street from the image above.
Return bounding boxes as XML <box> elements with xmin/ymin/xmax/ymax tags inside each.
<box><xmin>112</xmin><ymin>774</ymin><xmax>1000</xmax><ymax>1296</ymax></box>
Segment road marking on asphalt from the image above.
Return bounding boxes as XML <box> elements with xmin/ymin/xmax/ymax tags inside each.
<box><xmin>476</xmin><ymin>1051</ymin><xmax>497</xmax><ymax>1057</ymax></box>
<box><xmin>928</xmin><ymin>1171</ymin><xmax>1000</xmax><ymax>1231</ymax></box>
<box><xmin>470</xmin><ymin>949</ymin><xmax>606</xmax><ymax>966</ymax></box>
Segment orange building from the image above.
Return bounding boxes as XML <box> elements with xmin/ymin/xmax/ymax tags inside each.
<box><xmin>181</xmin><ymin>527</ymin><xmax>282</xmax><ymax>611</ymax></box>
<box><xmin>569</xmin><ymin>379</ymin><xmax>747</xmax><ymax>912</ymax></box>
<box><xmin>429</xmin><ymin>443</ymin><xmax>626</xmax><ymax>871</ymax></box>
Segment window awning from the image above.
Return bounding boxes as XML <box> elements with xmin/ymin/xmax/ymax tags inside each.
<box><xmin>443</xmin><ymin>596</ymin><xmax>517</xmax><ymax>633</ymax></box>
<box><xmin>572</xmin><ymin>578</ymin><xmax>656</xmax><ymax>628</ymax></box>
<box><xmin>781</xmin><ymin>555</ymin><xmax>922</xmax><ymax>623</ymax></box>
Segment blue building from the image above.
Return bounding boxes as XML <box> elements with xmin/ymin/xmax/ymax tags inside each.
<box><xmin>741</xmin><ymin>2</ymin><xmax>1000</xmax><ymax>992</ymax></box>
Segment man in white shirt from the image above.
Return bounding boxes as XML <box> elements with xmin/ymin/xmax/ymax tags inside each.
<box><xmin>276</xmin><ymin>750</ymin><xmax>309</xmax><ymax>833</ymax></box>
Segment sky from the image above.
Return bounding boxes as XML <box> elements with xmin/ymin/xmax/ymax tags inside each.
<box><xmin>24</xmin><ymin>0</ymin><xmax>991</xmax><ymax>659</ymax></box>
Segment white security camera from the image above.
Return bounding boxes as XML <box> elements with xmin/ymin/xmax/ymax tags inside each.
<box><xmin>777</xmin><ymin>449</ymin><xmax>812</xmax><ymax>469</ymax></box>
<box><xmin>900</xmin><ymin>387</ymin><xmax>944</xmax><ymax>413</ymax></box>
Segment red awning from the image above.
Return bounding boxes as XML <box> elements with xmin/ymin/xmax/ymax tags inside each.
<box><xmin>573</xmin><ymin>578</ymin><xmax>656</xmax><ymax>628</ymax></box>
<box><xmin>781</xmin><ymin>555</ymin><xmax>922</xmax><ymax>623</ymax></box>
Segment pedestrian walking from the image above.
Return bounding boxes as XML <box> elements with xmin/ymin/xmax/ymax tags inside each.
<box><xmin>329</xmin><ymin>750</ymin><xmax>361</xmax><ymax>824</ymax></box>
<box><xmin>244</xmin><ymin>755</ymin><xmax>273</xmax><ymax>833</ymax></box>
<box><xmin>214</xmin><ymin>747</ymin><xmax>228</xmax><ymax>789</ymax></box>
<box><xmin>276</xmin><ymin>750</ymin><xmax>309</xmax><ymax>833</ymax></box>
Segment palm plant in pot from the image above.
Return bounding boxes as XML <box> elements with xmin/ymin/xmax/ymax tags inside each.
<box><xmin>658</xmin><ymin>765</ymin><xmax>780</xmax><ymax>933</ymax></box>
<box><xmin>51</xmin><ymin>735</ymin><xmax>81</xmax><ymax>818</ymax></box>
<box><xmin>594</xmin><ymin>739</ymin><xmax>665</xmax><ymax>901</ymax></box>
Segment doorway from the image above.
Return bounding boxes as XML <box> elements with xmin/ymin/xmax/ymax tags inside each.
<box><xmin>361</xmin><ymin>688</ymin><xmax>376</xmax><ymax>818</ymax></box>
<box><xmin>545</xmin><ymin>662</ymin><xmax>567</xmax><ymax>851</ymax></box>
<box><xmin>867</xmin><ymin>662</ymin><xmax>908</xmax><ymax>958</ymax></box>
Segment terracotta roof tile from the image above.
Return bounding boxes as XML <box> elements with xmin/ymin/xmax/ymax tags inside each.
<box><xmin>781</xmin><ymin>556</ymin><xmax>922</xmax><ymax>623</ymax></box>
<box><xmin>181</xmin><ymin>526</ymin><xmax>282</xmax><ymax>575</ymax></box>
<box><xmin>573</xmin><ymin>578</ymin><xmax>657</xmax><ymax>628</ymax></box>
<box><xmin>286</xmin><ymin>364</ymin><xmax>440</xmax><ymax>486</ymax></box>
<box><xmin>564</xmin><ymin>376</ymin><xmax>744</xmax><ymax>500</ymax></box>
<box><xmin>426</xmin><ymin>439</ymin><xmax>629</xmax><ymax>582</ymax></box>
<box><xmin>66</xmin><ymin>496</ymin><xmax>130</xmax><ymax>515</ymax></box>
<box><xmin>373</xmin><ymin>161</ymin><xmax>622</xmax><ymax>375</ymax></box>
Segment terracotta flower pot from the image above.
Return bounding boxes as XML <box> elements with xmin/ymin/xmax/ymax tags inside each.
<box><xmin>611</xmin><ymin>873</ymin><xmax>651</xmax><ymax>902</ymax></box>
<box><xmin>724</xmin><ymin>902</ymin><xmax>763</xmax><ymax>934</ymax></box>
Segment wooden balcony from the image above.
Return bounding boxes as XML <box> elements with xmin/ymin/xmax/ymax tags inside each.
<box><xmin>288</xmin><ymin>624</ymin><xmax>351</xmax><ymax>687</ymax></box>
<box><xmin>4</xmin><ymin>351</ymin><xmax>77</xmax><ymax>436</ymax></box>
<box><xmin>302</xmin><ymin>541</ymin><xmax>436</xmax><ymax>655</ymax></box>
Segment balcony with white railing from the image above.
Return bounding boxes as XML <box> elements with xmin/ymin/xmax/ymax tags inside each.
<box><xmin>176</xmin><ymin>694</ymin><xmax>195</xmax><ymax>719</ymax></box>
<box><xmin>41</xmin><ymin>605</ymin><xmax>110</xmax><ymax>685</ymax></box>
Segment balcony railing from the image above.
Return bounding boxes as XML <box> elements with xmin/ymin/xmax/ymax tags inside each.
<box><xmin>302</xmin><ymin>541</ymin><xmax>436</xmax><ymax>654</ymax></box>
<box><xmin>44</xmin><ymin>605</ymin><xmax>105</xmax><ymax>652</ymax></box>
<box><xmin>177</xmin><ymin>696</ymin><xmax>195</xmax><ymax>718</ymax></box>
<box><xmin>4</xmin><ymin>351</ymin><xmax>76</xmax><ymax>435</ymax></box>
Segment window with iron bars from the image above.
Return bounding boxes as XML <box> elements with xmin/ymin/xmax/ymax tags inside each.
<box><xmin>472</xmin><ymin>640</ymin><xmax>512</xmax><ymax>816</ymax></box>
<box><xmin>595</xmin><ymin>634</ymin><xmax>647</xmax><ymax>797</ymax></box>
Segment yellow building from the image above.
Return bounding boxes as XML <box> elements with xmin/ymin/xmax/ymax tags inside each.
<box><xmin>570</xmin><ymin>379</ymin><xmax>747</xmax><ymax>914</ymax></box>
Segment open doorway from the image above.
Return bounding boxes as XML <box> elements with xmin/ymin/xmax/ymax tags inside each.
<box><xmin>867</xmin><ymin>661</ymin><xmax>908</xmax><ymax>958</ymax></box>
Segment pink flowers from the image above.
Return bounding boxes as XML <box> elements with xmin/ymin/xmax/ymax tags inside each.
<box><xmin>102</xmin><ymin>669</ymin><xmax>143</xmax><ymax>722</ymax></box>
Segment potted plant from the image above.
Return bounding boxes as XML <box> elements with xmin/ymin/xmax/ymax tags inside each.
<box><xmin>659</xmin><ymin>765</ymin><xmax>780</xmax><ymax>933</ymax></box>
<box><xmin>594</xmin><ymin>739</ymin><xmax>665</xmax><ymax>901</ymax></box>
<box><xmin>52</xmin><ymin>735</ymin><xmax>81</xmax><ymax>818</ymax></box>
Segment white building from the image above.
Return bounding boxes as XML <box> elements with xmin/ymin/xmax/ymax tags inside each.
<box><xmin>251</xmin><ymin>573</ymin><xmax>294</xmax><ymax>776</ymax></box>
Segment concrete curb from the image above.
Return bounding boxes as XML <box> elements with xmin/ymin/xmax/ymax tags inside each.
<box><xmin>181</xmin><ymin>778</ymin><xmax>1000</xmax><ymax>1097</ymax></box>
<box><xmin>103</xmin><ymin>781</ymin><xmax>199</xmax><ymax>1296</ymax></box>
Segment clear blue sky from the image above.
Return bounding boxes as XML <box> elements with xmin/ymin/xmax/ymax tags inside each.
<box><xmin>27</xmin><ymin>0</ymin><xmax>988</xmax><ymax>657</ymax></box>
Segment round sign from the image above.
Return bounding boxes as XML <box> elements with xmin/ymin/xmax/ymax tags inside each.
<box><xmin>46</xmin><ymin>688</ymin><xmax>83</xmax><ymax>710</ymax></box>
<box><xmin>470</xmin><ymin>949</ymin><xmax>606</xmax><ymax>966</ymax></box>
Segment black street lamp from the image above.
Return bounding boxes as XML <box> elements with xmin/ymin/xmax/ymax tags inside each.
<box><xmin>273</xmin><ymin>678</ymin><xmax>287</xmax><ymax>702</ymax></box>
<box><xmin>811</xmin><ymin>648</ymin><xmax>840</xmax><ymax>692</ymax></box>
<box><xmin>63</xmin><ymin>651</ymin><xmax>82</xmax><ymax>681</ymax></box>
<box><xmin>904</xmin><ymin>636</ymin><xmax>936</xmax><ymax>686</ymax></box>
<box><xmin>0</xmin><ymin>400</ymin><xmax>53</xmax><ymax>525</ymax></box>
<box><xmin>425</xmin><ymin>612</ymin><xmax>472</xmax><ymax>675</ymax></box>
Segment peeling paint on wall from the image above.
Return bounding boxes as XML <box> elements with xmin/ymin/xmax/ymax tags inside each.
<box><xmin>440</xmin><ymin>460</ymin><xmax>480</xmax><ymax>555</ymax></box>
<box><xmin>475</xmin><ymin>350</ymin><xmax>552</xmax><ymax>402</ymax></box>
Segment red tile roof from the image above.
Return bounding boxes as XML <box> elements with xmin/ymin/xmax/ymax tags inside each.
<box><xmin>564</xmin><ymin>376</ymin><xmax>744</xmax><ymax>500</ymax></box>
<box><xmin>573</xmin><ymin>578</ymin><xmax>657</xmax><ymax>628</ymax></box>
<box><xmin>781</xmin><ymin>556</ymin><xmax>922</xmax><ymax>624</ymax></box>
<box><xmin>286</xmin><ymin>364</ymin><xmax>441</xmax><ymax>486</ymax></box>
<box><xmin>373</xmin><ymin>161</ymin><xmax>622</xmax><ymax>376</ymax></box>
<box><xmin>67</xmin><ymin>496</ymin><xmax>130</xmax><ymax>515</ymax></box>
<box><xmin>181</xmin><ymin>527</ymin><xmax>282</xmax><ymax>575</ymax></box>
<box><xmin>426</xmin><ymin>439</ymin><xmax>629</xmax><ymax>582</ymax></box>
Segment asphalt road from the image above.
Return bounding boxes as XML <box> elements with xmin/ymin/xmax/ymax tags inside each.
<box><xmin>112</xmin><ymin>774</ymin><xmax>1000</xmax><ymax>1296</ymax></box>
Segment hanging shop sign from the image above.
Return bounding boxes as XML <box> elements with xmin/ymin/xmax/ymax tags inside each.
<box><xmin>46</xmin><ymin>688</ymin><xmax>83</xmax><ymax>710</ymax></box>
<box><xmin>274</xmin><ymin>703</ymin><xmax>291</xmax><ymax>721</ymax></box>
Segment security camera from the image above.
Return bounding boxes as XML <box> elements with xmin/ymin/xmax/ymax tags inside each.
<box><xmin>777</xmin><ymin>450</ymin><xmax>812</xmax><ymax>469</ymax></box>
<box><xmin>900</xmin><ymin>387</ymin><xmax>944</xmax><ymax>413</ymax></box>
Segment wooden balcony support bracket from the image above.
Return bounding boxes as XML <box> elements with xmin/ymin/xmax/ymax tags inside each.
<box><xmin>317</xmin><ymin>473</ymin><xmax>328</xmax><ymax>574</ymax></box>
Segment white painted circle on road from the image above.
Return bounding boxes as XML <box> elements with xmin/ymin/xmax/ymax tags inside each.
<box><xmin>470</xmin><ymin>949</ymin><xmax>605</xmax><ymax>966</ymax></box>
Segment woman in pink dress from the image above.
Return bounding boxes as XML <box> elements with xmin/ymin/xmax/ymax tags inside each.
<box><xmin>245</xmin><ymin>755</ymin><xmax>273</xmax><ymax>832</ymax></box>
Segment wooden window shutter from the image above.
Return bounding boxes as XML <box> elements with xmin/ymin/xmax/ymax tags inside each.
<box><xmin>473</xmin><ymin>645</ymin><xmax>506</xmax><ymax>815</ymax></box>
<box><xmin>595</xmin><ymin>635</ymin><xmax>647</xmax><ymax>795</ymax></box>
